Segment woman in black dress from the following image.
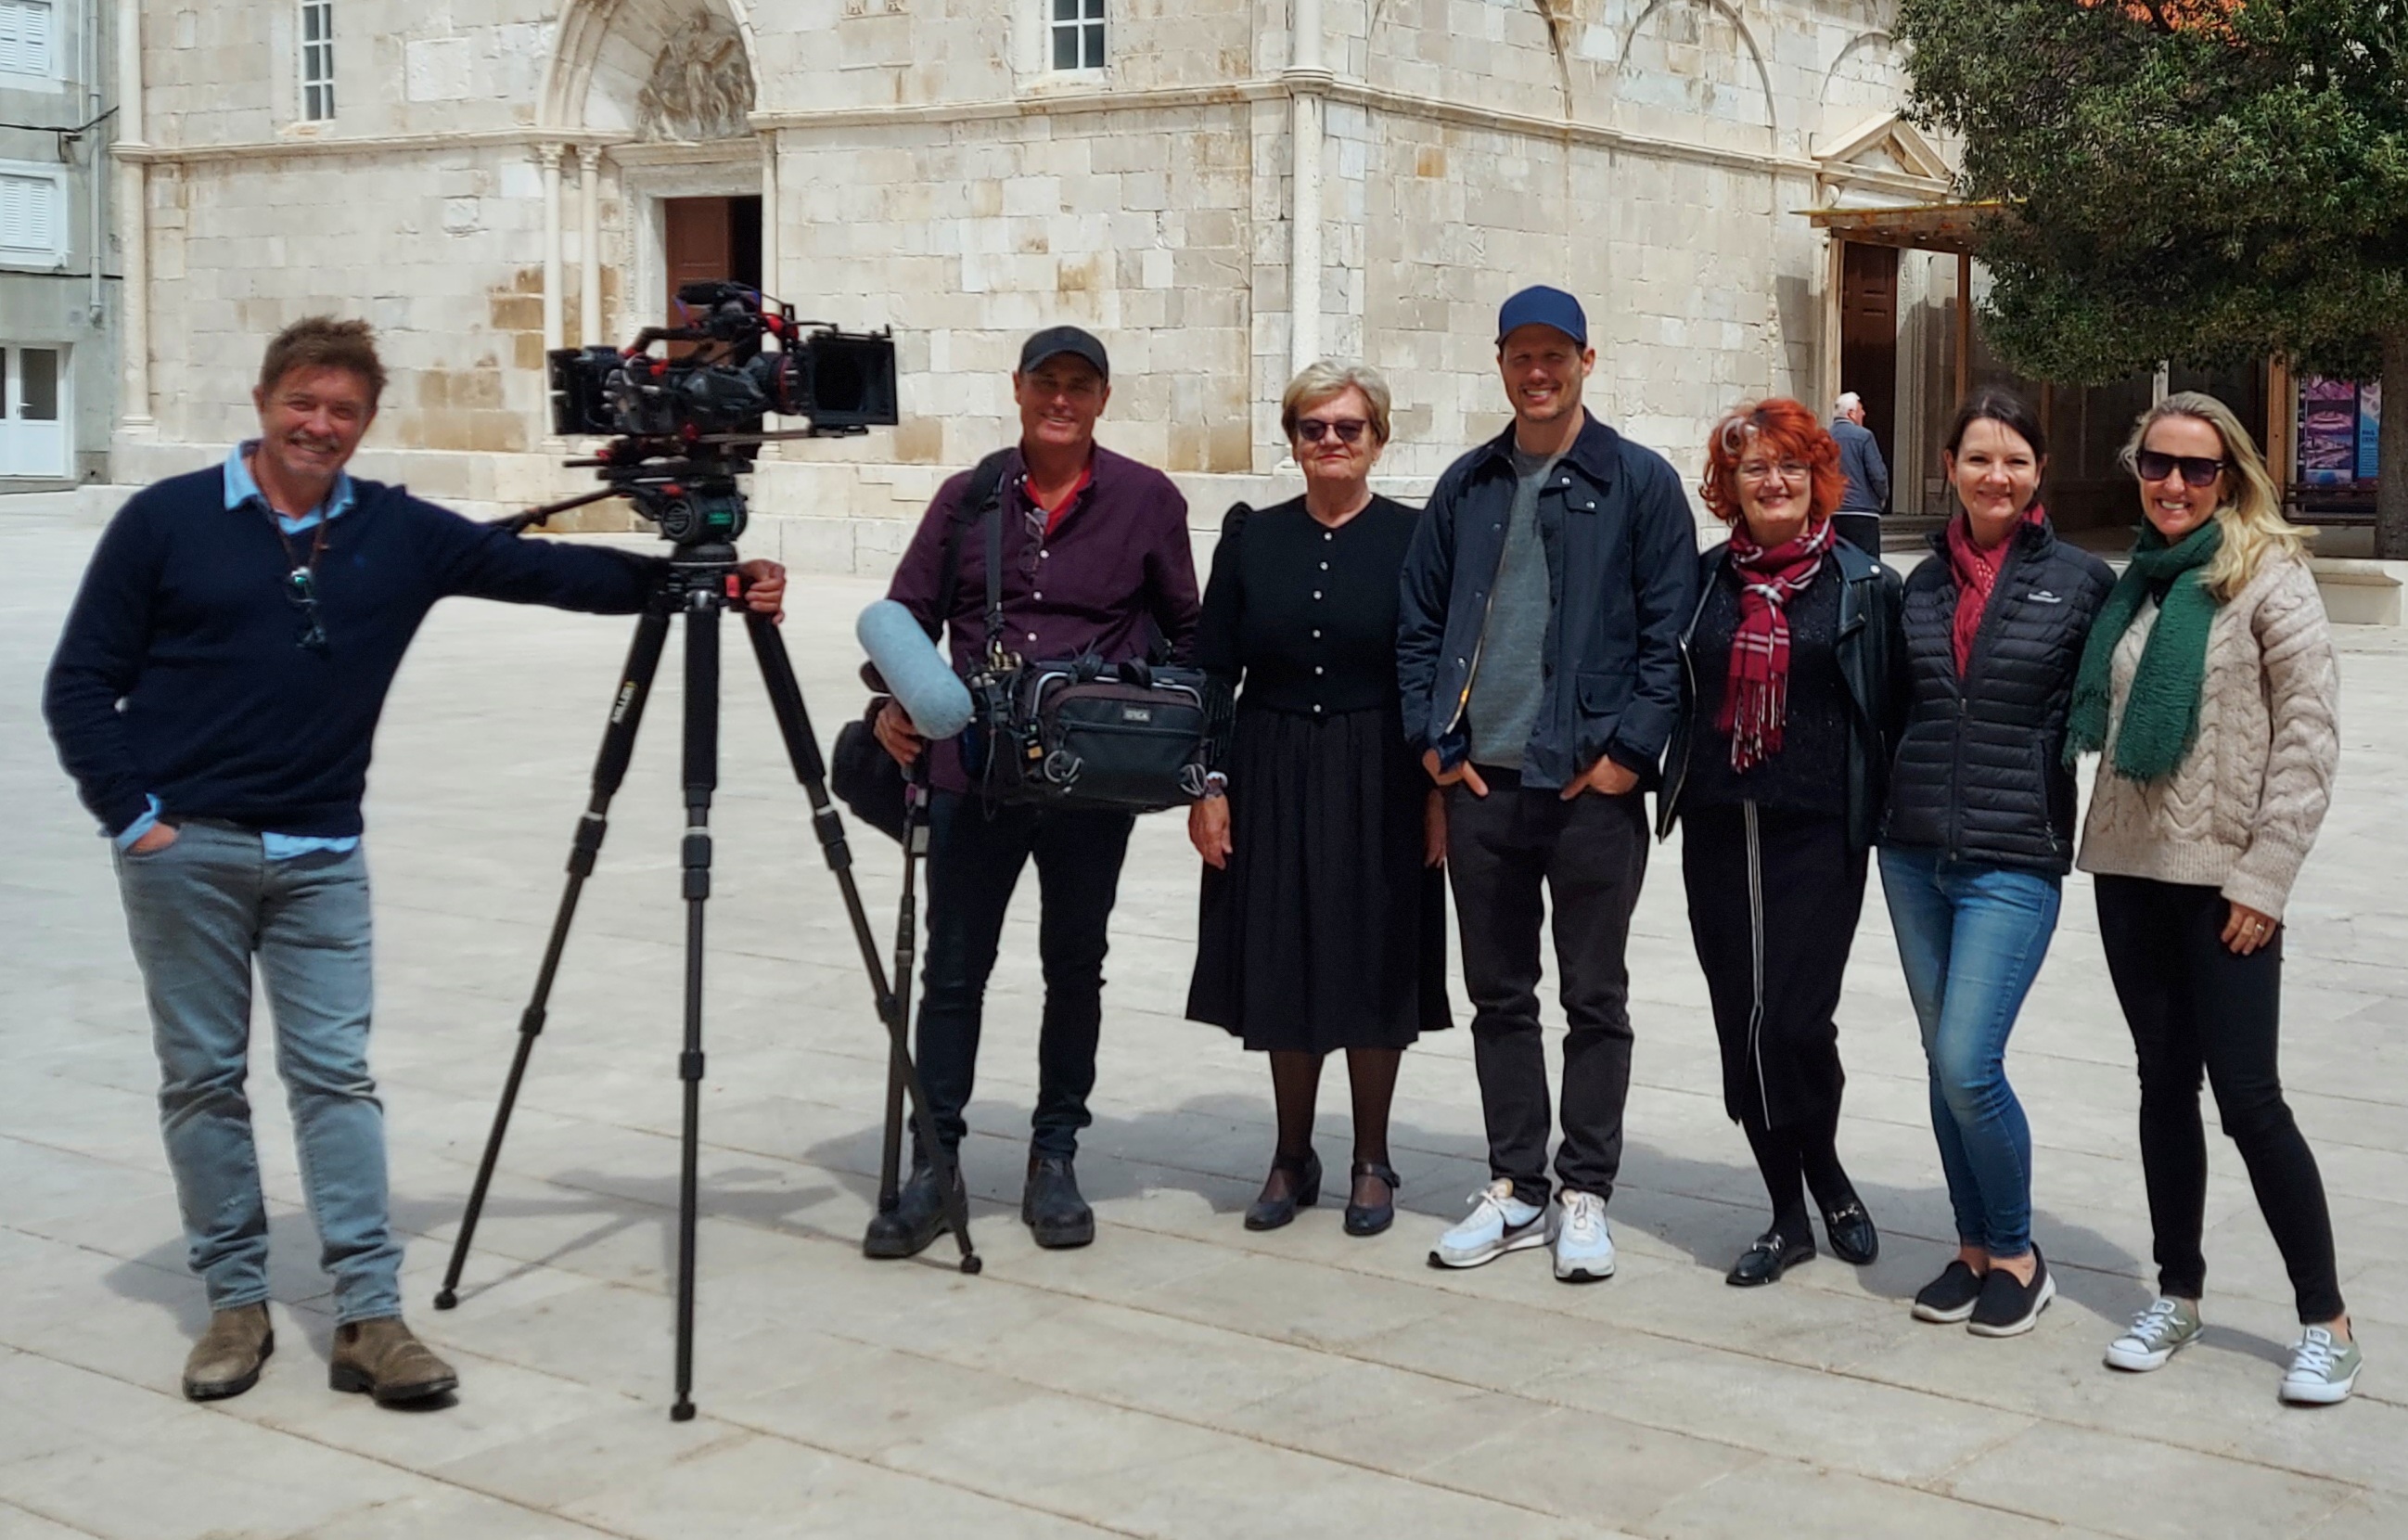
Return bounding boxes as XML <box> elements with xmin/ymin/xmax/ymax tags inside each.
<box><xmin>1186</xmin><ymin>362</ymin><xmax>1450</xmax><ymax>1238</ymax></box>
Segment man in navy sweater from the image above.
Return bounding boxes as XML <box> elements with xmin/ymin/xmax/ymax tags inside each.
<box><xmin>44</xmin><ymin>317</ymin><xmax>785</xmax><ymax>1407</ymax></box>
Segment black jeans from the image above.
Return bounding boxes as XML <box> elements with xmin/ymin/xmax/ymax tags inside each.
<box><xmin>1445</xmin><ymin>770</ymin><xmax>1649</xmax><ymax>1206</ymax></box>
<box><xmin>915</xmin><ymin>791</ymin><xmax>1134</xmax><ymax>1161</ymax></box>
<box><xmin>2094</xmin><ymin>875</ymin><xmax>2345</xmax><ymax>1324</ymax></box>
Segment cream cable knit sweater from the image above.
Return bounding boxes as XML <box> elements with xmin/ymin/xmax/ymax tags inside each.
<box><xmin>2075</xmin><ymin>549</ymin><xmax>2339</xmax><ymax>920</ymax></box>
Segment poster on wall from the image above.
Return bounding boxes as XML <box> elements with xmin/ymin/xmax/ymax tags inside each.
<box><xmin>2299</xmin><ymin>377</ymin><xmax>2360</xmax><ymax>486</ymax></box>
<box><xmin>2359</xmin><ymin>380</ymin><xmax>2383</xmax><ymax>482</ymax></box>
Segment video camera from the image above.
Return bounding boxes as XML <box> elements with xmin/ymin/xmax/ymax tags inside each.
<box><xmin>539</xmin><ymin>283</ymin><xmax>899</xmax><ymax>547</ymax></box>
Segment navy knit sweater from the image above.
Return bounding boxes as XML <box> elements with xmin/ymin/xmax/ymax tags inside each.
<box><xmin>45</xmin><ymin>466</ymin><xmax>667</xmax><ymax>840</ymax></box>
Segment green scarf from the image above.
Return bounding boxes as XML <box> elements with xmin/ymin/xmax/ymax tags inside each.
<box><xmin>2066</xmin><ymin>519</ymin><xmax>2224</xmax><ymax>782</ymax></box>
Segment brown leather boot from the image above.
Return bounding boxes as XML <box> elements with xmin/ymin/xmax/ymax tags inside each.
<box><xmin>183</xmin><ymin>1303</ymin><xmax>274</xmax><ymax>1402</ymax></box>
<box><xmin>328</xmin><ymin>1316</ymin><xmax>458</xmax><ymax>1405</ymax></box>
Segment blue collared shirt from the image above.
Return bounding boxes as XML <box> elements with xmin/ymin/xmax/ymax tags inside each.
<box><xmin>113</xmin><ymin>443</ymin><xmax>366</xmax><ymax>859</ymax></box>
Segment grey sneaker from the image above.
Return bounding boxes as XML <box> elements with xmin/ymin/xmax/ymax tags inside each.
<box><xmin>2280</xmin><ymin>1326</ymin><xmax>2362</xmax><ymax>1405</ymax></box>
<box><xmin>2105</xmin><ymin>1297</ymin><xmax>2203</xmax><ymax>1372</ymax></box>
<box><xmin>1548</xmin><ymin>1190</ymin><xmax>1616</xmax><ymax>1283</ymax></box>
<box><xmin>1428</xmin><ymin>1179</ymin><xmax>1547</xmax><ymax>1269</ymax></box>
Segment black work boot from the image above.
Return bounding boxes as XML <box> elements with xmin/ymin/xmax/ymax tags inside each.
<box><xmin>863</xmin><ymin>1161</ymin><xmax>957</xmax><ymax>1260</ymax></box>
<box><xmin>1021</xmin><ymin>1153</ymin><xmax>1095</xmax><ymax>1249</ymax></box>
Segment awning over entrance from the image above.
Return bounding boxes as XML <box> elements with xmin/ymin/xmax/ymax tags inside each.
<box><xmin>1800</xmin><ymin>200</ymin><xmax>2002</xmax><ymax>257</ymax></box>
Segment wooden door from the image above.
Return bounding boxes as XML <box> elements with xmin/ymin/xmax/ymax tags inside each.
<box><xmin>1838</xmin><ymin>242</ymin><xmax>1901</xmax><ymax>490</ymax></box>
<box><xmin>662</xmin><ymin>195</ymin><xmax>765</xmax><ymax>322</ymax></box>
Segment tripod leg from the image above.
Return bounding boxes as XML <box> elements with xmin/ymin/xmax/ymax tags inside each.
<box><xmin>438</xmin><ymin>604</ymin><xmax>672</xmax><ymax>1312</ymax></box>
<box><xmin>671</xmin><ymin>598</ymin><xmax>720</xmax><ymax>1423</ymax></box>
<box><xmin>877</xmin><ymin>792</ymin><xmax>925</xmax><ymax>1213</ymax></box>
<box><xmin>742</xmin><ymin>612</ymin><xmax>981</xmax><ymax>1274</ymax></box>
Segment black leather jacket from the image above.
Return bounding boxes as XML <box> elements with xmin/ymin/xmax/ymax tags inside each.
<box><xmin>1879</xmin><ymin>517</ymin><xmax>2113</xmax><ymax>873</ymax></box>
<box><xmin>1658</xmin><ymin>538</ymin><xmax>1904</xmax><ymax>853</ymax></box>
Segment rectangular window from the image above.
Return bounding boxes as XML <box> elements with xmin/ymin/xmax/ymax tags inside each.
<box><xmin>0</xmin><ymin>171</ymin><xmax>59</xmax><ymax>262</ymax></box>
<box><xmin>1050</xmin><ymin>0</ymin><xmax>1104</xmax><ymax>71</ymax></box>
<box><xmin>301</xmin><ymin>1</ymin><xmax>335</xmax><ymax>121</ymax></box>
<box><xmin>0</xmin><ymin>1</ymin><xmax>54</xmax><ymax>78</ymax></box>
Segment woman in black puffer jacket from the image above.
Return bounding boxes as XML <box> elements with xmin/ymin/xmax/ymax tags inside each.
<box><xmin>1880</xmin><ymin>389</ymin><xmax>2111</xmax><ymax>1341</ymax></box>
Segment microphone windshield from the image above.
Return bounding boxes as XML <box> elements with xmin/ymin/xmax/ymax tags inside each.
<box><xmin>855</xmin><ymin>599</ymin><xmax>975</xmax><ymax>739</ymax></box>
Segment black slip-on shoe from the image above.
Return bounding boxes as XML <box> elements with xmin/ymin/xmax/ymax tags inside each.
<box><xmin>1823</xmin><ymin>1200</ymin><xmax>1880</xmax><ymax>1266</ymax></box>
<box><xmin>1343</xmin><ymin>1161</ymin><xmax>1401</xmax><ymax>1237</ymax></box>
<box><xmin>1726</xmin><ymin>1228</ymin><xmax>1817</xmax><ymax>1288</ymax></box>
<box><xmin>1912</xmin><ymin>1260</ymin><xmax>1986</xmax><ymax>1324</ymax></box>
<box><xmin>1966</xmin><ymin>1248</ymin><xmax>2056</xmax><ymax>1338</ymax></box>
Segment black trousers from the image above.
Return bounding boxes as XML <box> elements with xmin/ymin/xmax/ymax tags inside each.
<box><xmin>1445</xmin><ymin>770</ymin><xmax>1649</xmax><ymax>1206</ymax></box>
<box><xmin>914</xmin><ymin>791</ymin><xmax>1134</xmax><ymax>1161</ymax></box>
<box><xmin>1680</xmin><ymin>802</ymin><xmax>1865</xmax><ymax>1133</ymax></box>
<box><xmin>2094</xmin><ymin>874</ymin><xmax>2345</xmax><ymax>1324</ymax></box>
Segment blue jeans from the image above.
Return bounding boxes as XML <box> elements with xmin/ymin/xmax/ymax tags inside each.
<box><xmin>1877</xmin><ymin>846</ymin><xmax>2061</xmax><ymax>1258</ymax></box>
<box><xmin>113</xmin><ymin>822</ymin><xmax>402</xmax><ymax>1323</ymax></box>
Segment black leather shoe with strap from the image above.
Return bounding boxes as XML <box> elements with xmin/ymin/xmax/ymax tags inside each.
<box><xmin>1245</xmin><ymin>1150</ymin><xmax>1322</xmax><ymax>1232</ymax></box>
<box><xmin>1726</xmin><ymin>1227</ymin><xmax>1816</xmax><ymax>1287</ymax></box>
<box><xmin>1343</xmin><ymin>1161</ymin><xmax>1401</xmax><ymax>1237</ymax></box>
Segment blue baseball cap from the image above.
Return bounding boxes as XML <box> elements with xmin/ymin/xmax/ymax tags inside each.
<box><xmin>1495</xmin><ymin>286</ymin><xmax>1588</xmax><ymax>349</ymax></box>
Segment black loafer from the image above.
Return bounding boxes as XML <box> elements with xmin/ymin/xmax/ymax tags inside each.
<box><xmin>1823</xmin><ymin>1200</ymin><xmax>1880</xmax><ymax>1266</ymax></box>
<box><xmin>1726</xmin><ymin>1227</ymin><xmax>1816</xmax><ymax>1287</ymax></box>
<box><xmin>1343</xmin><ymin>1162</ymin><xmax>1401</xmax><ymax>1237</ymax></box>
<box><xmin>1022</xmin><ymin>1154</ymin><xmax>1095</xmax><ymax>1249</ymax></box>
<box><xmin>1245</xmin><ymin>1150</ymin><xmax>1322</xmax><ymax>1232</ymax></box>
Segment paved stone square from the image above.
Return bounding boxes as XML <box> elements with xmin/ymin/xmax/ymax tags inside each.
<box><xmin>5</xmin><ymin>507</ymin><xmax>2406</xmax><ymax>1539</ymax></box>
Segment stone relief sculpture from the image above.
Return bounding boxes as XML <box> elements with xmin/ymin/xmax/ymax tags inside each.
<box><xmin>635</xmin><ymin>13</ymin><xmax>755</xmax><ymax>142</ymax></box>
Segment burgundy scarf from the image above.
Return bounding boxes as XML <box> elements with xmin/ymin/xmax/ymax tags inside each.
<box><xmin>1718</xmin><ymin>517</ymin><xmax>1835</xmax><ymax>772</ymax></box>
<box><xmin>1944</xmin><ymin>505</ymin><xmax>2046</xmax><ymax>676</ymax></box>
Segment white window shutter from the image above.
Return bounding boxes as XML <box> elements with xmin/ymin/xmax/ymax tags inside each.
<box><xmin>0</xmin><ymin>3</ymin><xmax>54</xmax><ymax>77</ymax></box>
<box><xmin>0</xmin><ymin>173</ymin><xmax>58</xmax><ymax>257</ymax></box>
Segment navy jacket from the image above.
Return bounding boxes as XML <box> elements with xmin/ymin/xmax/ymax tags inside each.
<box><xmin>45</xmin><ymin>466</ymin><xmax>665</xmax><ymax>840</ymax></box>
<box><xmin>1397</xmin><ymin>414</ymin><xmax>1698</xmax><ymax>790</ymax></box>
<box><xmin>1832</xmin><ymin>417</ymin><xmax>1889</xmax><ymax>513</ymax></box>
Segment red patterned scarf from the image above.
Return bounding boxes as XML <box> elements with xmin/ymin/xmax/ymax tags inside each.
<box><xmin>1718</xmin><ymin>517</ymin><xmax>1835</xmax><ymax>771</ymax></box>
<box><xmin>1945</xmin><ymin>504</ymin><xmax>2045</xmax><ymax>676</ymax></box>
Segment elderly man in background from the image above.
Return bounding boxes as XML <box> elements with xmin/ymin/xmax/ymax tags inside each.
<box><xmin>1830</xmin><ymin>391</ymin><xmax>1890</xmax><ymax>557</ymax></box>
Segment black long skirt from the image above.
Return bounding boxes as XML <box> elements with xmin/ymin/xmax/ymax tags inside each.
<box><xmin>1186</xmin><ymin>704</ymin><xmax>1452</xmax><ymax>1053</ymax></box>
<box><xmin>1679</xmin><ymin>802</ymin><xmax>1867</xmax><ymax>1130</ymax></box>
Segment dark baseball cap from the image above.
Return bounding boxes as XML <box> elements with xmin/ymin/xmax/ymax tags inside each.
<box><xmin>1018</xmin><ymin>325</ymin><xmax>1110</xmax><ymax>382</ymax></box>
<box><xmin>1495</xmin><ymin>286</ymin><xmax>1588</xmax><ymax>349</ymax></box>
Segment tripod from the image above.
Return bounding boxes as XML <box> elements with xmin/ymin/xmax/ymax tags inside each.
<box><xmin>432</xmin><ymin>537</ymin><xmax>979</xmax><ymax>1423</ymax></box>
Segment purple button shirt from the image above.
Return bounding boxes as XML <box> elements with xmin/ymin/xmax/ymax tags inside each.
<box><xmin>887</xmin><ymin>442</ymin><xmax>1200</xmax><ymax>792</ymax></box>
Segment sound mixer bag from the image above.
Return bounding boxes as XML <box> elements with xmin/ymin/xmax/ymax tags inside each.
<box><xmin>966</xmin><ymin>490</ymin><xmax>1210</xmax><ymax>815</ymax></box>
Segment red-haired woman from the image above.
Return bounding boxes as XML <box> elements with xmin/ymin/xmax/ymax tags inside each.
<box><xmin>1659</xmin><ymin>399</ymin><xmax>1904</xmax><ymax>1287</ymax></box>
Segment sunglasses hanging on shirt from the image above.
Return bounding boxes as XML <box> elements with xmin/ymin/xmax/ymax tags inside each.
<box><xmin>272</xmin><ymin>511</ymin><xmax>333</xmax><ymax>655</ymax></box>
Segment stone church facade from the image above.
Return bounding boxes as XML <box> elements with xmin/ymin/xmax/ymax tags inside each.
<box><xmin>112</xmin><ymin>0</ymin><xmax>1963</xmax><ymax>566</ymax></box>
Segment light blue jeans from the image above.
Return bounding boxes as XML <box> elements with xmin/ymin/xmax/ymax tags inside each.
<box><xmin>1877</xmin><ymin>846</ymin><xmax>2062</xmax><ymax>1259</ymax></box>
<box><xmin>114</xmin><ymin>821</ymin><xmax>402</xmax><ymax>1323</ymax></box>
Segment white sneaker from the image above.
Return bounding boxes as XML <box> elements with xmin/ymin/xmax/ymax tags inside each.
<box><xmin>2280</xmin><ymin>1326</ymin><xmax>2363</xmax><ymax>1405</ymax></box>
<box><xmin>1549</xmin><ymin>1190</ymin><xmax>1616</xmax><ymax>1283</ymax></box>
<box><xmin>2104</xmin><ymin>1297</ymin><xmax>2202</xmax><ymax>1372</ymax></box>
<box><xmin>1428</xmin><ymin>1178</ymin><xmax>1547</xmax><ymax>1269</ymax></box>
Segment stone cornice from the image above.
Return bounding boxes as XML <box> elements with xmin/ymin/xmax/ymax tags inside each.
<box><xmin>113</xmin><ymin>125</ymin><xmax>625</xmax><ymax>166</ymax></box>
<box><xmin>753</xmin><ymin>78</ymin><xmax>1819</xmax><ymax>180</ymax></box>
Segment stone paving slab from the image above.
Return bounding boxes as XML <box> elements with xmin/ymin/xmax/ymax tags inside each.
<box><xmin>4</xmin><ymin>511</ymin><xmax>2403</xmax><ymax>1538</ymax></box>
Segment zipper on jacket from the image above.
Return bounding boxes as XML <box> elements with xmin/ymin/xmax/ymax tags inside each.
<box><xmin>1661</xmin><ymin>558</ymin><xmax>1720</xmax><ymax>824</ymax></box>
<box><xmin>1442</xmin><ymin>486</ymin><xmax>1520</xmax><ymax>737</ymax></box>
<box><xmin>1945</xmin><ymin>532</ymin><xmax>2026</xmax><ymax>861</ymax></box>
<box><xmin>1744</xmin><ymin>799</ymin><xmax>1773</xmax><ymax>1127</ymax></box>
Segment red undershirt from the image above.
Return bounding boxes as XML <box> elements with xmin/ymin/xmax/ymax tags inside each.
<box><xmin>1030</xmin><ymin>465</ymin><xmax>1094</xmax><ymax>535</ymax></box>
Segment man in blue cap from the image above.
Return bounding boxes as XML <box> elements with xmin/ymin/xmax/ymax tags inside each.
<box><xmin>1398</xmin><ymin>285</ymin><xmax>1697</xmax><ymax>1282</ymax></box>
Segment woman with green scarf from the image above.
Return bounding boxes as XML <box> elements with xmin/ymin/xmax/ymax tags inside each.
<box><xmin>2069</xmin><ymin>392</ymin><xmax>2354</xmax><ymax>1405</ymax></box>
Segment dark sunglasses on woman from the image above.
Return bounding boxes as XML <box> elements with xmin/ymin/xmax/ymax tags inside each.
<box><xmin>2134</xmin><ymin>450</ymin><xmax>2227</xmax><ymax>488</ymax></box>
<box><xmin>1297</xmin><ymin>417</ymin><xmax>1369</xmax><ymax>444</ymax></box>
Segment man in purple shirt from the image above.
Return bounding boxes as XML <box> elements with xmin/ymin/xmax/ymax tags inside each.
<box><xmin>867</xmin><ymin>326</ymin><xmax>1199</xmax><ymax>1256</ymax></box>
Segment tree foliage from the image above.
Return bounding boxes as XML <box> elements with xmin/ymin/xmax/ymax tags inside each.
<box><xmin>1894</xmin><ymin>0</ymin><xmax>2408</xmax><ymax>384</ymax></box>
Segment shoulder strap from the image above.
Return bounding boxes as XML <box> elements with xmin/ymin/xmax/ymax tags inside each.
<box><xmin>933</xmin><ymin>449</ymin><xmax>1013</xmax><ymax>645</ymax></box>
<box><xmin>983</xmin><ymin>460</ymin><xmax>1008</xmax><ymax>660</ymax></box>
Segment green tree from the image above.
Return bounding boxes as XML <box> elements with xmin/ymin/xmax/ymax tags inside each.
<box><xmin>1894</xmin><ymin>0</ymin><xmax>2408</xmax><ymax>556</ymax></box>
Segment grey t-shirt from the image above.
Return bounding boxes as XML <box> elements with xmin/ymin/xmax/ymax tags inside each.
<box><xmin>1465</xmin><ymin>446</ymin><xmax>1559</xmax><ymax>769</ymax></box>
